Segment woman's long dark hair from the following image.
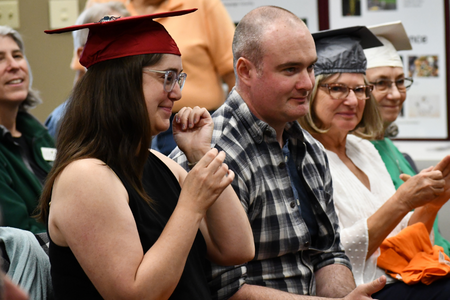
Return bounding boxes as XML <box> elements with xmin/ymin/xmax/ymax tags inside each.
<box><xmin>37</xmin><ymin>53</ymin><xmax>163</xmax><ymax>223</ymax></box>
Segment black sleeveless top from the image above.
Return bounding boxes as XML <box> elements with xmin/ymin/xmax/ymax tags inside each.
<box><xmin>49</xmin><ymin>152</ymin><xmax>211</xmax><ymax>299</ymax></box>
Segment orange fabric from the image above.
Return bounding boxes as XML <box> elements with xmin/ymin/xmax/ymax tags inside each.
<box><xmin>378</xmin><ymin>222</ymin><xmax>450</xmax><ymax>285</ymax></box>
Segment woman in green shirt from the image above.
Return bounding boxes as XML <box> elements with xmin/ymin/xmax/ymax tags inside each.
<box><xmin>364</xmin><ymin>22</ymin><xmax>450</xmax><ymax>254</ymax></box>
<box><xmin>0</xmin><ymin>26</ymin><xmax>55</xmax><ymax>234</ymax></box>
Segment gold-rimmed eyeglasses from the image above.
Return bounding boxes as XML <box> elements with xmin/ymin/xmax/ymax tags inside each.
<box><xmin>143</xmin><ymin>69</ymin><xmax>187</xmax><ymax>93</ymax></box>
<box><xmin>320</xmin><ymin>83</ymin><xmax>374</xmax><ymax>100</ymax></box>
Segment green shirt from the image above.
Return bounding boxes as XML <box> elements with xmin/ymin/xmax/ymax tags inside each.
<box><xmin>0</xmin><ymin>112</ymin><xmax>55</xmax><ymax>233</ymax></box>
<box><xmin>371</xmin><ymin>137</ymin><xmax>450</xmax><ymax>255</ymax></box>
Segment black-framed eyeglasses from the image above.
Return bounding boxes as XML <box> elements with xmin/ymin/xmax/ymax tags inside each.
<box><xmin>320</xmin><ymin>83</ymin><xmax>374</xmax><ymax>100</ymax></box>
<box><xmin>143</xmin><ymin>69</ymin><xmax>187</xmax><ymax>93</ymax></box>
<box><xmin>369</xmin><ymin>78</ymin><xmax>413</xmax><ymax>93</ymax></box>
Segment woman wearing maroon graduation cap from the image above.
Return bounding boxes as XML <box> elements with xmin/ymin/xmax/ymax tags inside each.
<box><xmin>37</xmin><ymin>10</ymin><xmax>254</xmax><ymax>300</ymax></box>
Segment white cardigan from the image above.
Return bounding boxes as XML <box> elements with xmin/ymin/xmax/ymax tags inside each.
<box><xmin>325</xmin><ymin>134</ymin><xmax>417</xmax><ymax>286</ymax></box>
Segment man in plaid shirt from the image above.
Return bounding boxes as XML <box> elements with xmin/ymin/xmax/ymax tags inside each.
<box><xmin>171</xmin><ymin>5</ymin><xmax>386</xmax><ymax>300</ymax></box>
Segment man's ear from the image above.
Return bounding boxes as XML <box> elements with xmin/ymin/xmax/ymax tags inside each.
<box><xmin>235</xmin><ymin>57</ymin><xmax>255</xmax><ymax>86</ymax></box>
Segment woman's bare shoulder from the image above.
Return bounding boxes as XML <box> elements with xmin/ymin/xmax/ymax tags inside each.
<box><xmin>55</xmin><ymin>158</ymin><xmax>125</xmax><ymax>196</ymax></box>
<box><xmin>151</xmin><ymin>150</ymin><xmax>187</xmax><ymax>182</ymax></box>
<box><xmin>49</xmin><ymin>158</ymin><xmax>129</xmax><ymax>245</ymax></box>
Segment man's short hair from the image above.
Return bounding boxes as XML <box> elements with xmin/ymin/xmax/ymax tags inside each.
<box><xmin>232</xmin><ymin>6</ymin><xmax>305</xmax><ymax>71</ymax></box>
<box><xmin>73</xmin><ymin>1</ymin><xmax>131</xmax><ymax>50</ymax></box>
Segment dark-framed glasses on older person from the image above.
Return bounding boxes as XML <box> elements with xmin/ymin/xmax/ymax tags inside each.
<box><xmin>320</xmin><ymin>83</ymin><xmax>373</xmax><ymax>100</ymax></box>
<box><xmin>369</xmin><ymin>78</ymin><xmax>413</xmax><ymax>93</ymax></box>
<box><xmin>143</xmin><ymin>69</ymin><xmax>187</xmax><ymax>93</ymax></box>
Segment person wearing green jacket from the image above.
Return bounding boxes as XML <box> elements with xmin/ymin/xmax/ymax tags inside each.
<box><xmin>364</xmin><ymin>21</ymin><xmax>450</xmax><ymax>255</ymax></box>
<box><xmin>0</xmin><ymin>26</ymin><xmax>55</xmax><ymax>234</ymax></box>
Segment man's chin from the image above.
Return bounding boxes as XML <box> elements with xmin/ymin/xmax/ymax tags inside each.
<box><xmin>294</xmin><ymin>105</ymin><xmax>310</xmax><ymax>118</ymax></box>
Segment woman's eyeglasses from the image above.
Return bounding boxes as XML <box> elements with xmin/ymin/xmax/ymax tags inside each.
<box><xmin>320</xmin><ymin>83</ymin><xmax>373</xmax><ymax>100</ymax></box>
<box><xmin>369</xmin><ymin>78</ymin><xmax>413</xmax><ymax>93</ymax></box>
<box><xmin>143</xmin><ymin>69</ymin><xmax>187</xmax><ymax>93</ymax></box>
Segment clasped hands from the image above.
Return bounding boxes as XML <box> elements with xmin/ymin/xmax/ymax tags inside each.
<box><xmin>399</xmin><ymin>155</ymin><xmax>450</xmax><ymax>212</ymax></box>
<box><xmin>172</xmin><ymin>106</ymin><xmax>215</xmax><ymax>164</ymax></box>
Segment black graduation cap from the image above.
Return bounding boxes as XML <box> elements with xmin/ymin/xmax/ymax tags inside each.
<box><xmin>312</xmin><ymin>26</ymin><xmax>383</xmax><ymax>76</ymax></box>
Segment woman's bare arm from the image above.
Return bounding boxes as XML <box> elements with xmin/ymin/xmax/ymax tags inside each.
<box><xmin>49</xmin><ymin>154</ymin><xmax>234</xmax><ymax>300</ymax></box>
<box><xmin>169</xmin><ymin>107</ymin><xmax>255</xmax><ymax>265</ymax></box>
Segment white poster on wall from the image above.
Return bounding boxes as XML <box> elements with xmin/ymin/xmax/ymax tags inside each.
<box><xmin>328</xmin><ymin>0</ymin><xmax>447</xmax><ymax>139</ymax></box>
<box><xmin>221</xmin><ymin>0</ymin><xmax>319</xmax><ymax>33</ymax></box>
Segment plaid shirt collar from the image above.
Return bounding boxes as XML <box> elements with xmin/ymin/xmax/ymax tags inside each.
<box><xmin>213</xmin><ymin>89</ymin><xmax>306</xmax><ymax>145</ymax></box>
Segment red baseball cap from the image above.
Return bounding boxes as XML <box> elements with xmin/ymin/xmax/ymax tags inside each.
<box><xmin>45</xmin><ymin>9</ymin><xmax>197</xmax><ymax>68</ymax></box>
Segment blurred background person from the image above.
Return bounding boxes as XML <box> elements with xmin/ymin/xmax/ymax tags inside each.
<box><xmin>0</xmin><ymin>227</ymin><xmax>52</xmax><ymax>300</ymax></box>
<box><xmin>84</xmin><ymin>0</ymin><xmax>236</xmax><ymax>155</ymax></box>
<box><xmin>45</xmin><ymin>1</ymin><xmax>131</xmax><ymax>139</ymax></box>
<box><xmin>1</xmin><ymin>273</ymin><xmax>29</xmax><ymax>300</ymax></box>
<box><xmin>364</xmin><ymin>21</ymin><xmax>450</xmax><ymax>255</ymax></box>
<box><xmin>0</xmin><ymin>25</ymin><xmax>54</xmax><ymax>234</ymax></box>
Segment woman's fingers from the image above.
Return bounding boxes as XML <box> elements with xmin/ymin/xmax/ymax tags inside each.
<box><xmin>400</xmin><ymin>174</ymin><xmax>411</xmax><ymax>182</ymax></box>
<box><xmin>399</xmin><ymin>171</ymin><xmax>447</xmax><ymax>210</ymax></box>
<box><xmin>194</xmin><ymin>148</ymin><xmax>219</xmax><ymax>168</ymax></box>
<box><xmin>189</xmin><ymin>106</ymin><xmax>208</xmax><ymax>128</ymax></box>
<box><xmin>174</xmin><ymin>107</ymin><xmax>191</xmax><ymax>130</ymax></box>
<box><xmin>434</xmin><ymin>155</ymin><xmax>450</xmax><ymax>177</ymax></box>
<box><xmin>196</xmin><ymin>150</ymin><xmax>232</xmax><ymax>185</ymax></box>
<box><xmin>194</xmin><ymin>149</ymin><xmax>234</xmax><ymax>187</ymax></box>
<box><xmin>174</xmin><ymin>106</ymin><xmax>210</xmax><ymax>130</ymax></box>
<box><xmin>180</xmin><ymin>149</ymin><xmax>234</xmax><ymax>214</ymax></box>
<box><xmin>344</xmin><ymin>276</ymin><xmax>386</xmax><ymax>300</ymax></box>
<box><xmin>419</xmin><ymin>166</ymin><xmax>433</xmax><ymax>173</ymax></box>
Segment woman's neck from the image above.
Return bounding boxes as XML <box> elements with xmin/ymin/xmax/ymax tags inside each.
<box><xmin>383</xmin><ymin>121</ymin><xmax>391</xmax><ymax>134</ymax></box>
<box><xmin>311</xmin><ymin>129</ymin><xmax>348</xmax><ymax>157</ymax></box>
<box><xmin>313</xmin><ymin>128</ymin><xmax>371</xmax><ymax>190</ymax></box>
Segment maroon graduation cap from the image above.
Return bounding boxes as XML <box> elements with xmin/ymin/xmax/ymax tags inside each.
<box><xmin>45</xmin><ymin>9</ymin><xmax>197</xmax><ymax>68</ymax></box>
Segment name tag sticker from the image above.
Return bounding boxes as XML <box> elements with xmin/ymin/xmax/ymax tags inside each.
<box><xmin>41</xmin><ymin>147</ymin><xmax>57</xmax><ymax>161</ymax></box>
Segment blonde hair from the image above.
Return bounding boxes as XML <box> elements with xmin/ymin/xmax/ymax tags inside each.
<box><xmin>299</xmin><ymin>73</ymin><xmax>383</xmax><ymax>139</ymax></box>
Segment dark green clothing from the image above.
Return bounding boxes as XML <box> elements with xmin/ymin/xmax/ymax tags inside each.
<box><xmin>0</xmin><ymin>111</ymin><xmax>55</xmax><ymax>233</ymax></box>
<box><xmin>371</xmin><ymin>138</ymin><xmax>450</xmax><ymax>255</ymax></box>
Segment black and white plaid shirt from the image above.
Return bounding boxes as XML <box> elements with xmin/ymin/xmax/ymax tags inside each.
<box><xmin>170</xmin><ymin>89</ymin><xmax>351</xmax><ymax>300</ymax></box>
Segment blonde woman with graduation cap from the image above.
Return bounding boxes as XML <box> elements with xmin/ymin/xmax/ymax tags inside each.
<box><xmin>364</xmin><ymin>21</ymin><xmax>450</xmax><ymax>256</ymax></box>
<box><xmin>300</xmin><ymin>25</ymin><xmax>450</xmax><ymax>299</ymax></box>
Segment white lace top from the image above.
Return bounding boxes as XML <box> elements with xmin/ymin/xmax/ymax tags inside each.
<box><xmin>325</xmin><ymin>134</ymin><xmax>416</xmax><ymax>286</ymax></box>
